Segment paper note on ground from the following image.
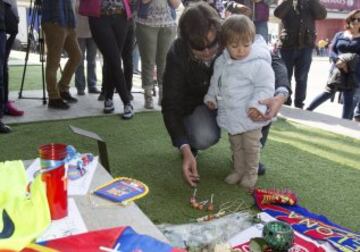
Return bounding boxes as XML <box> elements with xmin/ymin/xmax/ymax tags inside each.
<box><xmin>26</xmin><ymin>156</ymin><xmax>98</xmax><ymax>195</ymax></box>
<box><xmin>36</xmin><ymin>198</ymin><xmax>87</xmax><ymax>242</ymax></box>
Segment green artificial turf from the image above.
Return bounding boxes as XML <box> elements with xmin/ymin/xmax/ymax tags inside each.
<box><xmin>9</xmin><ymin>65</ymin><xmax>45</xmax><ymax>91</ymax></box>
<box><xmin>1</xmin><ymin>112</ymin><xmax>359</xmax><ymax>232</ymax></box>
<box><xmin>9</xmin><ymin>65</ymin><xmax>102</xmax><ymax>92</ymax></box>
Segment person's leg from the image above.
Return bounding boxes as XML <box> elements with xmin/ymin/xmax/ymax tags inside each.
<box><xmin>293</xmin><ymin>47</ymin><xmax>313</xmax><ymax>109</ymax></box>
<box><xmin>354</xmin><ymin>102</ymin><xmax>360</xmax><ymax>121</ymax></box>
<box><xmin>101</xmin><ymin>61</ymin><xmax>115</xmax><ymax>113</ymax></box>
<box><xmin>257</xmin><ymin>122</ymin><xmax>271</xmax><ymax>175</ymax></box>
<box><xmin>254</xmin><ymin>21</ymin><xmax>268</xmax><ymax>43</ymax></box>
<box><xmin>136</xmin><ymin>23</ymin><xmax>158</xmax><ymax>109</ymax></box>
<box><xmin>155</xmin><ymin>25</ymin><xmax>177</xmax><ymax>105</ymax></box>
<box><xmin>306</xmin><ymin>91</ymin><xmax>333</xmax><ymax>111</ymax></box>
<box><xmin>225</xmin><ymin>134</ymin><xmax>246</xmax><ymax>185</ymax></box>
<box><xmin>280</xmin><ymin>48</ymin><xmax>296</xmax><ymax>106</ymax></box>
<box><xmin>90</xmin><ymin>15</ymin><xmax>132</xmax><ymax>117</ymax></box>
<box><xmin>353</xmin><ymin>87</ymin><xmax>360</xmax><ymax>121</ymax></box>
<box><xmin>3</xmin><ymin>32</ymin><xmax>23</xmax><ymax>116</ymax></box>
<box><xmin>111</xmin><ymin>15</ymin><xmax>133</xmax><ymax>119</ymax></box>
<box><xmin>58</xmin><ymin>27</ymin><xmax>82</xmax><ymax>99</ymax></box>
<box><xmin>4</xmin><ymin>33</ymin><xmax>15</xmax><ymax>104</ymax></box>
<box><xmin>75</xmin><ymin>38</ymin><xmax>86</xmax><ymax>94</ymax></box>
<box><xmin>183</xmin><ymin>104</ymin><xmax>221</xmax><ymax>150</ymax></box>
<box><xmin>0</xmin><ymin>31</ymin><xmax>6</xmax><ymax>116</ymax></box>
<box><xmin>341</xmin><ymin>89</ymin><xmax>354</xmax><ymax>120</ymax></box>
<box><xmin>239</xmin><ymin>128</ymin><xmax>262</xmax><ymax>192</ymax></box>
<box><xmin>121</xmin><ymin>20</ymin><xmax>134</xmax><ymax>96</ymax></box>
<box><xmin>86</xmin><ymin>38</ymin><xmax>98</xmax><ymax>92</ymax></box>
<box><xmin>89</xmin><ymin>16</ymin><xmax>119</xmax><ymax>111</ymax></box>
<box><xmin>43</xmin><ymin>23</ymin><xmax>69</xmax><ymax>109</ymax></box>
<box><xmin>0</xmin><ymin>31</ymin><xmax>11</xmax><ymax>133</ymax></box>
<box><xmin>260</xmin><ymin>123</ymin><xmax>271</xmax><ymax>148</ymax></box>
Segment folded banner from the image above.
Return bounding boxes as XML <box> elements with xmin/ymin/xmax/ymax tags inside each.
<box><xmin>0</xmin><ymin>161</ymin><xmax>51</xmax><ymax>251</ymax></box>
<box><xmin>254</xmin><ymin>191</ymin><xmax>360</xmax><ymax>252</ymax></box>
<box><xmin>22</xmin><ymin>227</ymin><xmax>186</xmax><ymax>252</ymax></box>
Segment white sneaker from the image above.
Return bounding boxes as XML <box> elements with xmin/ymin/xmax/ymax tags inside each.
<box><xmin>122</xmin><ymin>103</ymin><xmax>134</xmax><ymax>120</ymax></box>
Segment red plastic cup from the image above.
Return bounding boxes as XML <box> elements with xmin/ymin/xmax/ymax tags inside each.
<box><xmin>39</xmin><ymin>143</ymin><xmax>68</xmax><ymax>220</ymax></box>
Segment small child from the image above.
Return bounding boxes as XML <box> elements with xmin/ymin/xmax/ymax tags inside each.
<box><xmin>204</xmin><ymin>15</ymin><xmax>274</xmax><ymax>192</ymax></box>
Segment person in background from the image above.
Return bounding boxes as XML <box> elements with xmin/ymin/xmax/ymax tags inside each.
<box><xmin>42</xmin><ymin>0</ymin><xmax>82</xmax><ymax>109</ymax></box>
<box><xmin>353</xmin><ymin>87</ymin><xmax>360</xmax><ymax>122</ymax></box>
<box><xmin>229</xmin><ymin>0</ymin><xmax>271</xmax><ymax>42</ymax></box>
<box><xmin>85</xmin><ymin>0</ymin><xmax>135</xmax><ymax>119</ymax></box>
<box><xmin>317</xmin><ymin>38</ymin><xmax>326</xmax><ymax>56</ymax></box>
<box><xmin>74</xmin><ymin>0</ymin><xmax>100</xmax><ymax>96</ymax></box>
<box><xmin>135</xmin><ymin>0</ymin><xmax>180</xmax><ymax>109</ymax></box>
<box><xmin>162</xmin><ymin>2</ymin><xmax>290</xmax><ymax>187</ymax></box>
<box><xmin>274</xmin><ymin>0</ymin><xmax>326</xmax><ymax>109</ymax></box>
<box><xmin>0</xmin><ymin>0</ymin><xmax>11</xmax><ymax>133</ymax></box>
<box><xmin>94</xmin><ymin>1</ymin><xmax>135</xmax><ymax>105</ymax></box>
<box><xmin>306</xmin><ymin>9</ymin><xmax>360</xmax><ymax>120</ymax></box>
<box><xmin>3</xmin><ymin>0</ymin><xmax>23</xmax><ymax>116</ymax></box>
<box><xmin>204</xmin><ymin>15</ymin><xmax>274</xmax><ymax>191</ymax></box>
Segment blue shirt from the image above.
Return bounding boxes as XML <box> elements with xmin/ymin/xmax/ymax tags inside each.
<box><xmin>41</xmin><ymin>0</ymin><xmax>75</xmax><ymax>28</ymax></box>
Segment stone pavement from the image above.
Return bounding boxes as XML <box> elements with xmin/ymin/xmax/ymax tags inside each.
<box><xmin>2</xmin><ymin>55</ymin><xmax>360</xmax><ymax>140</ymax></box>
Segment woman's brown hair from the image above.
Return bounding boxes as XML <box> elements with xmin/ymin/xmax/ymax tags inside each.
<box><xmin>178</xmin><ymin>2</ymin><xmax>222</xmax><ymax>50</ymax></box>
<box><xmin>345</xmin><ymin>9</ymin><xmax>360</xmax><ymax>30</ymax></box>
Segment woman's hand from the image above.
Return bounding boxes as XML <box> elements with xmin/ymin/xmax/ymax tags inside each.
<box><xmin>181</xmin><ymin>145</ymin><xmax>199</xmax><ymax>187</ymax></box>
<box><xmin>206</xmin><ymin>101</ymin><xmax>217</xmax><ymax>110</ymax></box>
<box><xmin>336</xmin><ymin>59</ymin><xmax>348</xmax><ymax>73</ymax></box>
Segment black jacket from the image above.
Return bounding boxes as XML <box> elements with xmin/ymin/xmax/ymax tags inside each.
<box><xmin>326</xmin><ymin>53</ymin><xmax>359</xmax><ymax>92</ymax></box>
<box><xmin>162</xmin><ymin>38</ymin><xmax>290</xmax><ymax>148</ymax></box>
<box><xmin>274</xmin><ymin>0</ymin><xmax>327</xmax><ymax>49</ymax></box>
<box><xmin>0</xmin><ymin>0</ymin><xmax>5</xmax><ymax>32</ymax></box>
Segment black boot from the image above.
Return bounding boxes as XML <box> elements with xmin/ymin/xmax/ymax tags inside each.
<box><xmin>258</xmin><ymin>162</ymin><xmax>266</xmax><ymax>176</ymax></box>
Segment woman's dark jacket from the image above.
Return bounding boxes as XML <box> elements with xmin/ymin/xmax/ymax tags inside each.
<box><xmin>274</xmin><ymin>0</ymin><xmax>327</xmax><ymax>49</ymax></box>
<box><xmin>0</xmin><ymin>0</ymin><xmax>5</xmax><ymax>32</ymax></box>
<box><xmin>162</xmin><ymin>38</ymin><xmax>290</xmax><ymax>148</ymax></box>
<box><xmin>327</xmin><ymin>53</ymin><xmax>359</xmax><ymax>92</ymax></box>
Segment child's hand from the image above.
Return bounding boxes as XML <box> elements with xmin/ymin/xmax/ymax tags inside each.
<box><xmin>248</xmin><ymin>107</ymin><xmax>264</xmax><ymax>121</ymax></box>
<box><xmin>206</xmin><ymin>101</ymin><xmax>217</xmax><ymax>110</ymax></box>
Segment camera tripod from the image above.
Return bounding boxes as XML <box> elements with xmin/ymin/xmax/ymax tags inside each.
<box><xmin>18</xmin><ymin>0</ymin><xmax>47</xmax><ymax>104</ymax></box>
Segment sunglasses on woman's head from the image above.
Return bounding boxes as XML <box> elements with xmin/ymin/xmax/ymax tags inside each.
<box><xmin>351</xmin><ymin>17</ymin><xmax>360</xmax><ymax>23</ymax></box>
<box><xmin>189</xmin><ymin>38</ymin><xmax>218</xmax><ymax>51</ymax></box>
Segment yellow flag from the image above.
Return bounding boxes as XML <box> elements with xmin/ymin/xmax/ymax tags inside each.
<box><xmin>0</xmin><ymin>161</ymin><xmax>51</xmax><ymax>251</ymax></box>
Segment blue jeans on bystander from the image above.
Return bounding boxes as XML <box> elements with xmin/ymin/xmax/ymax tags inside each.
<box><xmin>280</xmin><ymin>47</ymin><xmax>313</xmax><ymax>108</ymax></box>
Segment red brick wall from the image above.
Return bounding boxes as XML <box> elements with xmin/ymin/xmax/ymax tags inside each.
<box><xmin>316</xmin><ymin>19</ymin><xmax>346</xmax><ymax>43</ymax></box>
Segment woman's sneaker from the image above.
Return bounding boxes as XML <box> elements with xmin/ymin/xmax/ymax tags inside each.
<box><xmin>5</xmin><ymin>101</ymin><xmax>24</xmax><ymax>116</ymax></box>
<box><xmin>103</xmin><ymin>99</ymin><xmax>114</xmax><ymax>114</ymax></box>
<box><xmin>122</xmin><ymin>103</ymin><xmax>134</xmax><ymax>120</ymax></box>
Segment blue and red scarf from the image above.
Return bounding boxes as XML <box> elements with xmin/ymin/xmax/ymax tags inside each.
<box><xmin>255</xmin><ymin>193</ymin><xmax>360</xmax><ymax>252</ymax></box>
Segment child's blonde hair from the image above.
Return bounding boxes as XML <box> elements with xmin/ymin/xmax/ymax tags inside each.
<box><xmin>221</xmin><ymin>15</ymin><xmax>256</xmax><ymax>47</ymax></box>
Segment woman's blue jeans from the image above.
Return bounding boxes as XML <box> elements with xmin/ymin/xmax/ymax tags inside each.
<box><xmin>183</xmin><ymin>105</ymin><xmax>221</xmax><ymax>150</ymax></box>
<box><xmin>307</xmin><ymin>90</ymin><xmax>354</xmax><ymax>119</ymax></box>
